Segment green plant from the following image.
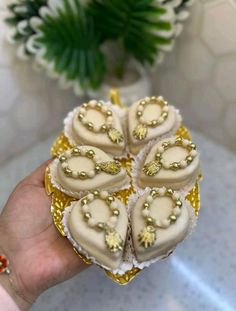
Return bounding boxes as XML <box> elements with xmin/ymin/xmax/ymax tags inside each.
<box><xmin>35</xmin><ymin>0</ymin><xmax>105</xmax><ymax>90</ymax></box>
<box><xmin>6</xmin><ymin>0</ymin><xmax>193</xmax><ymax>92</ymax></box>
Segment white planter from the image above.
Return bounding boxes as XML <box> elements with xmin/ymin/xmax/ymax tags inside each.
<box><xmin>87</xmin><ymin>62</ymin><xmax>152</xmax><ymax>106</ymax></box>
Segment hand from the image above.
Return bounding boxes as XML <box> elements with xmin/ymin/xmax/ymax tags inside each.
<box><xmin>0</xmin><ymin>161</ymin><xmax>87</xmax><ymax>310</ymax></box>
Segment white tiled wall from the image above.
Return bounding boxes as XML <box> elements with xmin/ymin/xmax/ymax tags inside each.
<box><xmin>154</xmin><ymin>0</ymin><xmax>236</xmax><ymax>151</ymax></box>
<box><xmin>0</xmin><ymin>0</ymin><xmax>236</xmax><ymax>164</ymax></box>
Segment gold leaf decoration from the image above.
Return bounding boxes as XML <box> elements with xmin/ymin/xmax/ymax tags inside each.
<box><xmin>138</xmin><ymin>226</ymin><xmax>156</xmax><ymax>248</ymax></box>
<box><xmin>143</xmin><ymin>160</ymin><xmax>162</xmax><ymax>176</ymax></box>
<box><xmin>108</xmin><ymin>128</ymin><xmax>124</xmax><ymax>144</ymax></box>
<box><xmin>133</xmin><ymin>124</ymin><xmax>147</xmax><ymax>140</ymax></box>
<box><xmin>99</xmin><ymin>160</ymin><xmax>121</xmax><ymax>175</ymax></box>
<box><xmin>105</xmin><ymin>229</ymin><xmax>123</xmax><ymax>253</ymax></box>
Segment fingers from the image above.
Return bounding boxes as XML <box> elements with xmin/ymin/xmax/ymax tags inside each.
<box><xmin>23</xmin><ymin>159</ymin><xmax>53</xmax><ymax>187</ymax></box>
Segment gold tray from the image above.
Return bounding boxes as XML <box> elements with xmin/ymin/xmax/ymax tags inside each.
<box><xmin>45</xmin><ymin>90</ymin><xmax>201</xmax><ymax>285</ymax></box>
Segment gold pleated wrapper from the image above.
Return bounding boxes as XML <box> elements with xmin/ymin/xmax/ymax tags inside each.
<box><xmin>45</xmin><ymin>90</ymin><xmax>201</xmax><ymax>285</ymax></box>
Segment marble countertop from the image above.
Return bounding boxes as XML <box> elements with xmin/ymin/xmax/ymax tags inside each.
<box><xmin>0</xmin><ymin>130</ymin><xmax>236</xmax><ymax>311</ymax></box>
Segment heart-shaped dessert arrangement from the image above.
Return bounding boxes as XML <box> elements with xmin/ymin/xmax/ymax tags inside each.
<box><xmin>46</xmin><ymin>95</ymin><xmax>201</xmax><ymax>284</ymax></box>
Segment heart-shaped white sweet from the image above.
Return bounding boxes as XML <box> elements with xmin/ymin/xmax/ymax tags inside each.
<box><xmin>128</xmin><ymin>98</ymin><xmax>179</xmax><ymax>154</ymax></box>
<box><xmin>131</xmin><ymin>190</ymin><xmax>191</xmax><ymax>262</ymax></box>
<box><xmin>54</xmin><ymin>145</ymin><xmax>129</xmax><ymax>195</ymax></box>
<box><xmin>138</xmin><ymin>137</ymin><xmax>200</xmax><ymax>190</ymax></box>
<box><xmin>71</xmin><ymin>104</ymin><xmax>125</xmax><ymax>156</ymax></box>
<box><xmin>68</xmin><ymin>195</ymin><xmax>128</xmax><ymax>270</ymax></box>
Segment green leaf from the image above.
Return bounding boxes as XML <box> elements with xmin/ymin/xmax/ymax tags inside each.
<box><xmin>35</xmin><ymin>0</ymin><xmax>105</xmax><ymax>90</ymax></box>
<box><xmin>89</xmin><ymin>0</ymin><xmax>174</xmax><ymax>65</ymax></box>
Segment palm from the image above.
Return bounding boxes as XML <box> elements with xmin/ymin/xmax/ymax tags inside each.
<box><xmin>0</xmin><ymin>161</ymin><xmax>86</xmax><ymax>300</ymax></box>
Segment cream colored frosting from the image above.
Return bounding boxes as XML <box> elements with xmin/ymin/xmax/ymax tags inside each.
<box><xmin>72</xmin><ymin>107</ymin><xmax>125</xmax><ymax>156</ymax></box>
<box><xmin>68</xmin><ymin>197</ymin><xmax>128</xmax><ymax>269</ymax></box>
<box><xmin>131</xmin><ymin>191</ymin><xmax>190</xmax><ymax>262</ymax></box>
<box><xmin>138</xmin><ymin>138</ymin><xmax>200</xmax><ymax>190</ymax></box>
<box><xmin>128</xmin><ymin>100</ymin><xmax>178</xmax><ymax>154</ymax></box>
<box><xmin>55</xmin><ymin>146</ymin><xmax>129</xmax><ymax>193</ymax></box>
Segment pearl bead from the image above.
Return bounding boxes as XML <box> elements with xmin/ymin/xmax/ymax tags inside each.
<box><xmin>87</xmin><ymin>193</ymin><xmax>94</xmax><ymax>201</ymax></box>
<box><xmin>163</xmin><ymin>106</ymin><xmax>169</xmax><ymax>112</ymax></box>
<box><xmin>138</xmin><ymin>105</ymin><xmax>143</xmax><ymax>112</ymax></box>
<box><xmin>110</xmin><ymin>201</ymin><xmax>118</xmax><ymax>210</ymax></box>
<box><xmin>173</xmin><ymin>207</ymin><xmax>181</xmax><ymax>216</ymax></box>
<box><xmin>155</xmin><ymin>219</ymin><xmax>161</xmax><ymax>227</ymax></box>
<box><xmin>139</xmin><ymin>117</ymin><xmax>145</xmax><ymax>124</ymax></box>
<box><xmin>162</xmin><ymin>161</ymin><xmax>170</xmax><ymax>169</ymax></box>
<box><xmin>157</xmin><ymin>146</ymin><xmax>164</xmax><ymax>153</ymax></box>
<box><xmin>142</xmin><ymin>209</ymin><xmax>150</xmax><ymax>217</ymax></box>
<box><xmin>88</xmin><ymin>218</ymin><xmax>96</xmax><ymax>227</ymax></box>
<box><xmin>93</xmin><ymin>125</ymin><xmax>100</xmax><ymax>133</ymax></box>
<box><xmin>61</xmin><ymin>162</ymin><xmax>68</xmax><ymax>169</ymax></box>
<box><xmin>182</xmin><ymin>139</ymin><xmax>189</xmax><ymax>147</ymax></box>
<box><xmin>89</xmin><ymin>100</ymin><xmax>97</xmax><ymax>107</ymax></box>
<box><xmin>80</xmin><ymin>148</ymin><xmax>86</xmax><ymax>156</ymax></box>
<box><xmin>102</xmin><ymin>105</ymin><xmax>108</xmax><ymax>113</ymax></box>
<box><xmin>80</xmin><ymin>108</ymin><xmax>86</xmax><ymax>114</ymax></box>
<box><xmin>100</xmin><ymin>191</ymin><xmax>108</xmax><ymax>199</ymax></box>
<box><xmin>161</xmin><ymin>219</ymin><xmax>170</xmax><ymax>228</ymax></box>
<box><xmin>107</xmin><ymin>116</ymin><xmax>113</xmax><ymax>123</ymax></box>
<box><xmin>158</xmin><ymin>116</ymin><xmax>164</xmax><ymax>123</ymax></box>
<box><xmin>180</xmin><ymin>160</ymin><xmax>187</xmax><ymax>168</ymax></box>
<box><xmin>159</xmin><ymin>187</ymin><xmax>166</xmax><ymax>196</ymax></box>
<box><xmin>82</xmin><ymin>118</ymin><xmax>88</xmax><ymax>124</ymax></box>
<box><xmin>65</xmin><ymin>150</ymin><xmax>71</xmax><ymax>157</ymax></box>
<box><xmin>88</xmin><ymin>170</ymin><xmax>95</xmax><ymax>178</ymax></box>
<box><xmin>72</xmin><ymin>171</ymin><xmax>78</xmax><ymax>178</ymax></box>
<box><xmin>190</xmin><ymin>150</ymin><xmax>197</xmax><ymax>157</ymax></box>
<box><xmin>172</xmin><ymin>192</ymin><xmax>180</xmax><ymax>200</ymax></box>
<box><xmin>146</xmin><ymin>195</ymin><xmax>153</xmax><ymax>204</ymax></box>
<box><xmin>82</xmin><ymin>204</ymin><xmax>89</xmax><ymax>212</ymax></box>
<box><xmin>109</xmin><ymin>216</ymin><xmax>118</xmax><ymax>225</ymax></box>
<box><xmin>158</xmin><ymin>96</ymin><xmax>163</xmax><ymax>101</ymax></box>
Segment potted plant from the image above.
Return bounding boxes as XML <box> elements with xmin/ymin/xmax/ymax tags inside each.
<box><xmin>5</xmin><ymin>0</ymin><xmax>194</xmax><ymax>105</ymax></box>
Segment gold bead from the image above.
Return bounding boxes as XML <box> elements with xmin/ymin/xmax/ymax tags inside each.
<box><xmin>143</xmin><ymin>202</ymin><xmax>150</xmax><ymax>209</ymax></box>
<box><xmin>97</xmin><ymin>222</ymin><xmax>105</xmax><ymax>230</ymax></box>
<box><xmin>106</xmin><ymin>110</ymin><xmax>112</xmax><ymax>116</ymax></box>
<box><xmin>82</xmin><ymin>103</ymin><xmax>88</xmax><ymax>108</ymax></box>
<box><xmin>162</xmin><ymin>112</ymin><xmax>168</xmax><ymax>119</ymax></box>
<box><xmin>151</xmin><ymin>96</ymin><xmax>157</xmax><ymax>101</ymax></box>
<box><xmin>169</xmin><ymin>215</ymin><xmax>177</xmax><ymax>222</ymax></box>
<box><xmin>137</xmin><ymin>111</ymin><xmax>142</xmax><ymax>117</ymax></box>
<box><xmin>84</xmin><ymin>212</ymin><xmax>91</xmax><ymax>220</ymax></box>
<box><xmin>190</xmin><ymin>143</ymin><xmax>196</xmax><ymax>150</ymax></box>
<box><xmin>176</xmin><ymin>200</ymin><xmax>182</xmax><ymax>207</ymax></box>
<box><xmin>79</xmin><ymin>171</ymin><xmax>87</xmax><ymax>179</ymax></box>
<box><xmin>162</xmin><ymin>142</ymin><xmax>169</xmax><ymax>149</ymax></box>
<box><xmin>93</xmin><ymin>190</ymin><xmax>99</xmax><ymax>197</ymax></box>
<box><xmin>96</xmin><ymin>102</ymin><xmax>102</xmax><ymax>110</ymax></box>
<box><xmin>78</xmin><ymin>113</ymin><xmax>84</xmax><ymax>120</ymax></box>
<box><xmin>81</xmin><ymin>198</ymin><xmax>88</xmax><ymax>205</ymax></box>
<box><xmin>171</xmin><ymin>162</ymin><xmax>179</xmax><ymax>171</ymax></box>
<box><xmin>150</xmin><ymin>189</ymin><xmax>157</xmax><ymax>197</ymax></box>
<box><xmin>107</xmin><ymin>195</ymin><xmax>115</xmax><ymax>203</ymax></box>
<box><xmin>72</xmin><ymin>147</ymin><xmax>80</xmax><ymax>156</ymax></box>
<box><xmin>112</xmin><ymin>209</ymin><xmax>120</xmax><ymax>216</ymax></box>
<box><xmin>175</xmin><ymin>137</ymin><xmax>182</xmax><ymax>144</ymax></box>
<box><xmin>95</xmin><ymin>164</ymin><xmax>101</xmax><ymax>173</ymax></box>
<box><xmin>186</xmin><ymin>156</ymin><xmax>193</xmax><ymax>163</ymax></box>
<box><xmin>140</xmin><ymin>100</ymin><xmax>146</xmax><ymax>106</ymax></box>
<box><xmin>64</xmin><ymin>167</ymin><xmax>72</xmax><ymax>176</ymax></box>
<box><xmin>87</xmin><ymin>122</ymin><xmax>94</xmax><ymax>131</ymax></box>
<box><xmin>101</xmin><ymin>124</ymin><xmax>107</xmax><ymax>132</ymax></box>
<box><xmin>86</xmin><ymin>149</ymin><xmax>95</xmax><ymax>159</ymax></box>
<box><xmin>155</xmin><ymin>153</ymin><xmax>161</xmax><ymax>160</ymax></box>
<box><xmin>167</xmin><ymin>188</ymin><xmax>173</xmax><ymax>196</ymax></box>
<box><xmin>59</xmin><ymin>155</ymin><xmax>67</xmax><ymax>162</ymax></box>
<box><xmin>147</xmin><ymin>217</ymin><xmax>154</xmax><ymax>225</ymax></box>
<box><xmin>151</xmin><ymin>120</ymin><xmax>158</xmax><ymax>127</ymax></box>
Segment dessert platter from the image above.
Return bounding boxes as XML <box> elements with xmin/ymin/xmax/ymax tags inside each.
<box><xmin>45</xmin><ymin>91</ymin><xmax>202</xmax><ymax>284</ymax></box>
